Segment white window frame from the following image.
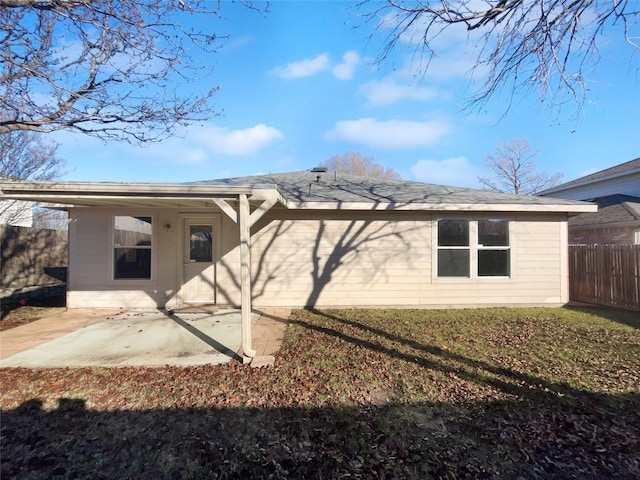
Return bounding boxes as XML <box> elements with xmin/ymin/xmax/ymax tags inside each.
<box><xmin>477</xmin><ymin>219</ymin><xmax>511</xmax><ymax>278</ymax></box>
<box><xmin>434</xmin><ymin>217</ymin><xmax>512</xmax><ymax>280</ymax></box>
<box><xmin>109</xmin><ymin>214</ymin><xmax>155</xmax><ymax>284</ymax></box>
<box><xmin>436</xmin><ymin>218</ymin><xmax>471</xmax><ymax>278</ymax></box>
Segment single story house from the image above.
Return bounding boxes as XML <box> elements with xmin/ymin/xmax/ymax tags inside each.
<box><xmin>1</xmin><ymin>169</ymin><xmax>596</xmax><ymax>358</ymax></box>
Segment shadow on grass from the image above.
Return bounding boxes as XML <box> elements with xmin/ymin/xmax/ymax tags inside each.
<box><xmin>562</xmin><ymin>305</ymin><xmax>640</xmax><ymax>329</ymax></box>
<box><xmin>0</xmin><ymin>294</ymin><xmax>66</xmax><ymax>321</ymax></box>
<box><xmin>2</xmin><ymin>391</ymin><xmax>639</xmax><ymax>480</ymax></box>
<box><xmin>3</xmin><ymin>308</ymin><xmax>639</xmax><ymax>478</ymax></box>
<box><xmin>295</xmin><ymin>309</ymin><xmax>577</xmax><ymax>401</ymax></box>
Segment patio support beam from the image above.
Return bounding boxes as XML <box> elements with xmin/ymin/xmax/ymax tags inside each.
<box><xmin>239</xmin><ymin>193</ymin><xmax>256</xmax><ymax>359</ymax></box>
<box><xmin>212</xmin><ymin>199</ymin><xmax>238</xmax><ymax>223</ymax></box>
<box><xmin>249</xmin><ymin>197</ymin><xmax>278</xmax><ymax>228</ymax></box>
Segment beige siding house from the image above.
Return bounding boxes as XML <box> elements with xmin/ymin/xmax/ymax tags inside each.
<box><xmin>1</xmin><ymin>170</ymin><xmax>595</xmax><ymax>357</ymax></box>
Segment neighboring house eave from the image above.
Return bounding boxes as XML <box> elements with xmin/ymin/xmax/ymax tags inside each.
<box><xmin>540</xmin><ymin>158</ymin><xmax>640</xmax><ymax>196</ymax></box>
<box><xmin>569</xmin><ymin>219</ymin><xmax>640</xmax><ymax>229</ymax></box>
<box><xmin>542</xmin><ymin>169</ymin><xmax>640</xmax><ymax>195</ymax></box>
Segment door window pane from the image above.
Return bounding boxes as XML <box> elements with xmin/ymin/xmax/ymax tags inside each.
<box><xmin>190</xmin><ymin>225</ymin><xmax>212</xmax><ymax>263</ymax></box>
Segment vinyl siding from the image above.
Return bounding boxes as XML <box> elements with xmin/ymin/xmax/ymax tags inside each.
<box><xmin>66</xmin><ymin>207</ymin><xmax>568</xmax><ymax>309</ymax></box>
<box><xmin>544</xmin><ymin>173</ymin><xmax>640</xmax><ymax>200</ymax></box>
<box><xmin>68</xmin><ymin>208</ymin><xmax>180</xmax><ymax>308</ymax></box>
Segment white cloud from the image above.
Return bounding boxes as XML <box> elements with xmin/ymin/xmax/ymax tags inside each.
<box><xmin>410</xmin><ymin>156</ymin><xmax>485</xmax><ymax>188</ymax></box>
<box><xmin>271</xmin><ymin>53</ymin><xmax>331</xmax><ymax>79</ymax></box>
<box><xmin>192</xmin><ymin>124</ymin><xmax>284</xmax><ymax>155</ymax></box>
<box><xmin>359</xmin><ymin>78</ymin><xmax>441</xmax><ymax>106</ymax></box>
<box><xmin>326</xmin><ymin>118</ymin><xmax>450</xmax><ymax>149</ymax></box>
<box><xmin>333</xmin><ymin>50</ymin><xmax>361</xmax><ymax>80</ymax></box>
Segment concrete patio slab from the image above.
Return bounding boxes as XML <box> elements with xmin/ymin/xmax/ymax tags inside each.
<box><xmin>0</xmin><ymin>309</ymin><xmax>256</xmax><ymax>368</ymax></box>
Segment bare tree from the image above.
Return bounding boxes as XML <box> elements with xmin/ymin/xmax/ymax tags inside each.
<box><xmin>321</xmin><ymin>152</ymin><xmax>401</xmax><ymax>179</ymax></box>
<box><xmin>364</xmin><ymin>0</ymin><xmax>639</xmax><ymax>110</ymax></box>
<box><xmin>0</xmin><ymin>0</ymin><xmax>261</xmax><ymax>143</ymax></box>
<box><xmin>1</xmin><ymin>129</ymin><xmax>67</xmax><ymax>227</ymax></box>
<box><xmin>478</xmin><ymin>138</ymin><xmax>562</xmax><ymax>195</ymax></box>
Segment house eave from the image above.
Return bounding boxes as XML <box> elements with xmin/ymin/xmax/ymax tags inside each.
<box><xmin>286</xmin><ymin>201</ymin><xmax>598</xmax><ymax>214</ymax></box>
<box><xmin>0</xmin><ymin>181</ymin><xmax>287</xmax><ymax>210</ymax></box>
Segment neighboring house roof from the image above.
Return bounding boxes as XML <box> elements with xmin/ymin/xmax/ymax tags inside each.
<box><xmin>540</xmin><ymin>157</ymin><xmax>640</xmax><ymax>196</ymax></box>
<box><xmin>194</xmin><ymin>171</ymin><xmax>595</xmax><ymax>211</ymax></box>
<box><xmin>0</xmin><ymin>170</ymin><xmax>597</xmax><ymax>213</ymax></box>
<box><xmin>569</xmin><ymin>194</ymin><xmax>640</xmax><ymax>228</ymax></box>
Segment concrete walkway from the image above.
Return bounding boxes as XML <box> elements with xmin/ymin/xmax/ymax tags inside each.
<box><xmin>0</xmin><ymin>307</ymin><xmax>290</xmax><ymax>368</ymax></box>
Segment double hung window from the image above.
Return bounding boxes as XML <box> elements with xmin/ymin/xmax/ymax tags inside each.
<box><xmin>437</xmin><ymin>219</ymin><xmax>470</xmax><ymax>277</ymax></box>
<box><xmin>436</xmin><ymin>219</ymin><xmax>510</xmax><ymax>278</ymax></box>
<box><xmin>477</xmin><ymin>219</ymin><xmax>510</xmax><ymax>277</ymax></box>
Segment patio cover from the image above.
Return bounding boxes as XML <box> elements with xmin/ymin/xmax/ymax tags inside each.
<box><xmin>0</xmin><ymin>180</ymin><xmax>287</xmax><ymax>360</ymax></box>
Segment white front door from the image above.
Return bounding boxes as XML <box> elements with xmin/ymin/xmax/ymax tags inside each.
<box><xmin>181</xmin><ymin>217</ymin><xmax>218</xmax><ymax>304</ymax></box>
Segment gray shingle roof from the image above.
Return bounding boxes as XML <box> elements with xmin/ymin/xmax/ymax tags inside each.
<box><xmin>569</xmin><ymin>194</ymin><xmax>640</xmax><ymax>227</ymax></box>
<box><xmin>192</xmin><ymin>171</ymin><xmax>591</xmax><ymax>207</ymax></box>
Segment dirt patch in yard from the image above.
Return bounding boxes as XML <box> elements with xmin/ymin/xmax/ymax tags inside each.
<box><xmin>0</xmin><ymin>295</ymin><xmax>66</xmax><ymax>331</ymax></box>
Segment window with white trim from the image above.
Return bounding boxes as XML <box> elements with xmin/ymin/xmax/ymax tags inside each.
<box><xmin>437</xmin><ymin>219</ymin><xmax>470</xmax><ymax>277</ymax></box>
<box><xmin>477</xmin><ymin>219</ymin><xmax>510</xmax><ymax>277</ymax></box>
<box><xmin>113</xmin><ymin>216</ymin><xmax>153</xmax><ymax>280</ymax></box>
<box><xmin>436</xmin><ymin>218</ymin><xmax>510</xmax><ymax>278</ymax></box>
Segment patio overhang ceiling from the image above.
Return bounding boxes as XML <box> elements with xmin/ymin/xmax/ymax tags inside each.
<box><xmin>0</xmin><ymin>181</ymin><xmax>288</xmax><ymax>210</ymax></box>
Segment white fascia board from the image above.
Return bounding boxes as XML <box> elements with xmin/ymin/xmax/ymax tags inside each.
<box><xmin>286</xmin><ymin>201</ymin><xmax>598</xmax><ymax>214</ymax></box>
<box><xmin>249</xmin><ymin>187</ymin><xmax>289</xmax><ymax>208</ymax></box>
<box><xmin>0</xmin><ymin>181</ymin><xmax>254</xmax><ymax>196</ymax></box>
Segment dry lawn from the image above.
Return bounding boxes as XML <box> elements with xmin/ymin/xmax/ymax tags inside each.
<box><xmin>1</xmin><ymin>306</ymin><xmax>639</xmax><ymax>479</ymax></box>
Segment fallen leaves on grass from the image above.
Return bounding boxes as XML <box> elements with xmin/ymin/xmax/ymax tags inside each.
<box><xmin>2</xmin><ymin>307</ymin><xmax>639</xmax><ymax>479</ymax></box>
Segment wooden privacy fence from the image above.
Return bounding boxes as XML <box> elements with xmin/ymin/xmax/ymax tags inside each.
<box><xmin>1</xmin><ymin>225</ymin><xmax>68</xmax><ymax>289</ymax></box>
<box><xmin>569</xmin><ymin>244</ymin><xmax>640</xmax><ymax>311</ymax></box>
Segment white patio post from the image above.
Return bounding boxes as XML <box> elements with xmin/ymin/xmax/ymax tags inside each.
<box><xmin>239</xmin><ymin>193</ymin><xmax>256</xmax><ymax>359</ymax></box>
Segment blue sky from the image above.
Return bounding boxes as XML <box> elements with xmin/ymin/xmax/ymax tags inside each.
<box><xmin>54</xmin><ymin>1</ymin><xmax>639</xmax><ymax>188</ymax></box>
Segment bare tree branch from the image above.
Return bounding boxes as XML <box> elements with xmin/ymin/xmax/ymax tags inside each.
<box><xmin>0</xmin><ymin>128</ymin><xmax>66</xmax><ymax>224</ymax></box>
<box><xmin>362</xmin><ymin>0</ymin><xmax>639</xmax><ymax>112</ymax></box>
<box><xmin>0</xmin><ymin>0</ymin><xmax>263</xmax><ymax>143</ymax></box>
